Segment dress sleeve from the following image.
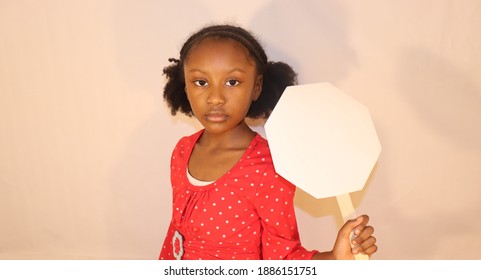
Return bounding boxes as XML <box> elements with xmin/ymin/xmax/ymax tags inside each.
<box><xmin>159</xmin><ymin>221</ymin><xmax>176</xmax><ymax>260</ymax></box>
<box><xmin>254</xmin><ymin>169</ymin><xmax>318</xmax><ymax>260</ymax></box>
<box><xmin>159</xmin><ymin>137</ymin><xmax>185</xmax><ymax>260</ymax></box>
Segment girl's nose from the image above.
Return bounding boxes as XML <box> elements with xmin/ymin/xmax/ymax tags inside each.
<box><xmin>206</xmin><ymin>86</ymin><xmax>226</xmax><ymax>105</ymax></box>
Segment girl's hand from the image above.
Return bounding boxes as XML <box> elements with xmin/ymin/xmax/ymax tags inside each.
<box><xmin>332</xmin><ymin>215</ymin><xmax>378</xmax><ymax>259</ymax></box>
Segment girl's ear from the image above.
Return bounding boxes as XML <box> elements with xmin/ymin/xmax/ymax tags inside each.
<box><xmin>253</xmin><ymin>75</ymin><xmax>263</xmax><ymax>101</ymax></box>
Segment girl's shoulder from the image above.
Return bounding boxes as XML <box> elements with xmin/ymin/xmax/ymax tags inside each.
<box><xmin>173</xmin><ymin>129</ymin><xmax>204</xmax><ymax>150</ymax></box>
<box><xmin>251</xmin><ymin>133</ymin><xmax>271</xmax><ymax>157</ymax></box>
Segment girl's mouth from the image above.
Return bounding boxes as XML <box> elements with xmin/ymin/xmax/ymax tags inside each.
<box><xmin>205</xmin><ymin>112</ymin><xmax>229</xmax><ymax>122</ymax></box>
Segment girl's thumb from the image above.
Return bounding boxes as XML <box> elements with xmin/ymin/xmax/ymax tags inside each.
<box><xmin>339</xmin><ymin>216</ymin><xmax>363</xmax><ymax>238</ymax></box>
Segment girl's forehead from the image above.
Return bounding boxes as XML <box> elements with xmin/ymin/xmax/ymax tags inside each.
<box><xmin>184</xmin><ymin>37</ymin><xmax>255</xmax><ymax>65</ymax></box>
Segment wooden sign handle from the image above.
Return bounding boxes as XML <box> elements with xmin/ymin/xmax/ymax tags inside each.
<box><xmin>336</xmin><ymin>193</ymin><xmax>369</xmax><ymax>260</ymax></box>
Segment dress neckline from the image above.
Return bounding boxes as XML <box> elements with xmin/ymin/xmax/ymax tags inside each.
<box><xmin>183</xmin><ymin>129</ymin><xmax>263</xmax><ymax>191</ymax></box>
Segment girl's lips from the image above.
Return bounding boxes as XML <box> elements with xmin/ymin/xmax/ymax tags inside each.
<box><xmin>205</xmin><ymin>112</ymin><xmax>229</xmax><ymax>122</ymax></box>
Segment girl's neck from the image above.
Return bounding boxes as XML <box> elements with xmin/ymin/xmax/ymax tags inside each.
<box><xmin>198</xmin><ymin>121</ymin><xmax>256</xmax><ymax>149</ymax></box>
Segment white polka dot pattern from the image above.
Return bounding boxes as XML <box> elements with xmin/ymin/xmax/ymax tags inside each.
<box><xmin>159</xmin><ymin>130</ymin><xmax>317</xmax><ymax>260</ymax></box>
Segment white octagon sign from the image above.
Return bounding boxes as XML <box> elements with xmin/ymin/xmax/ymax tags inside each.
<box><xmin>265</xmin><ymin>82</ymin><xmax>381</xmax><ymax>200</ymax></box>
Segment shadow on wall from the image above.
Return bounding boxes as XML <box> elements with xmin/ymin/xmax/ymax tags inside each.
<box><xmin>248</xmin><ymin>0</ymin><xmax>364</xmax><ymax>221</ymax></box>
<box><xmin>398</xmin><ymin>48</ymin><xmax>481</xmax><ymax>150</ymax></box>
<box><xmin>292</xmin><ymin>162</ymin><xmax>381</xmax><ymax>224</ymax></box>
<box><xmin>388</xmin><ymin>48</ymin><xmax>481</xmax><ymax>259</ymax></box>
<box><xmin>248</xmin><ymin>0</ymin><xmax>356</xmax><ymax>84</ymax></box>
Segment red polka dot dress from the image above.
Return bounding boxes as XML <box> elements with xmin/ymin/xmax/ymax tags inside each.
<box><xmin>159</xmin><ymin>130</ymin><xmax>318</xmax><ymax>260</ymax></box>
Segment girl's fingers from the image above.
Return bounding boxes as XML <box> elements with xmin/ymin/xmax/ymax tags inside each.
<box><xmin>352</xmin><ymin>225</ymin><xmax>374</xmax><ymax>245</ymax></box>
<box><xmin>353</xmin><ymin>223</ymin><xmax>374</xmax><ymax>241</ymax></box>
<box><xmin>352</xmin><ymin>236</ymin><xmax>377</xmax><ymax>255</ymax></box>
<box><xmin>351</xmin><ymin>215</ymin><xmax>369</xmax><ymax>236</ymax></box>
<box><xmin>348</xmin><ymin>215</ymin><xmax>377</xmax><ymax>257</ymax></box>
<box><xmin>342</xmin><ymin>215</ymin><xmax>369</xmax><ymax>238</ymax></box>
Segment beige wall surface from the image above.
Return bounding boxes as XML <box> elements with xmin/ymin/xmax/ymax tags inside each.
<box><xmin>1</xmin><ymin>0</ymin><xmax>480</xmax><ymax>260</ymax></box>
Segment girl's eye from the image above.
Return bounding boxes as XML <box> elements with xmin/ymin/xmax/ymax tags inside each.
<box><xmin>194</xmin><ymin>80</ymin><xmax>208</xmax><ymax>87</ymax></box>
<box><xmin>225</xmin><ymin>80</ymin><xmax>240</xmax><ymax>87</ymax></box>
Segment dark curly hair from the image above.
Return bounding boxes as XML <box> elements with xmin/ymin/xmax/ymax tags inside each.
<box><xmin>163</xmin><ymin>24</ymin><xmax>297</xmax><ymax>119</ymax></box>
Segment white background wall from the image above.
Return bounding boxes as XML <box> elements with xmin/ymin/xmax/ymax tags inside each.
<box><xmin>1</xmin><ymin>0</ymin><xmax>480</xmax><ymax>260</ymax></box>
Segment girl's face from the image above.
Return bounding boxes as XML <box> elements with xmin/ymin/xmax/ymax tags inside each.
<box><xmin>183</xmin><ymin>37</ymin><xmax>262</xmax><ymax>135</ymax></box>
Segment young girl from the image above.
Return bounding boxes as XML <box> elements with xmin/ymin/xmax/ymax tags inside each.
<box><xmin>159</xmin><ymin>24</ymin><xmax>377</xmax><ymax>260</ymax></box>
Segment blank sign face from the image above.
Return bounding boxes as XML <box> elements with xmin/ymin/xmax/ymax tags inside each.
<box><xmin>264</xmin><ymin>83</ymin><xmax>381</xmax><ymax>199</ymax></box>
